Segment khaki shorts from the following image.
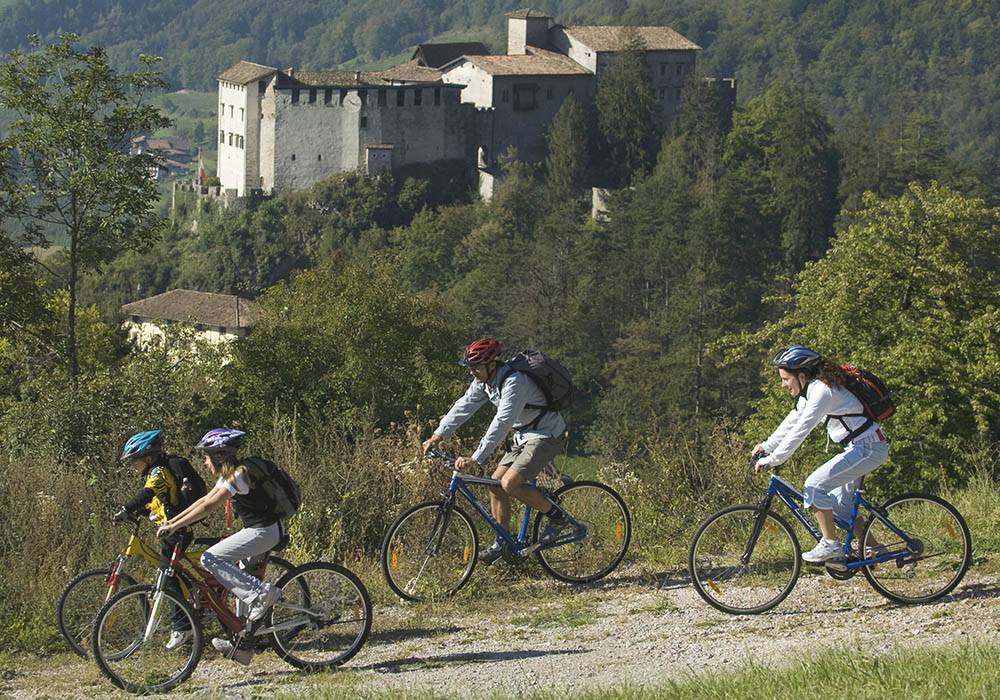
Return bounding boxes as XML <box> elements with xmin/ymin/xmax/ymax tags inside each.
<box><xmin>497</xmin><ymin>435</ymin><xmax>568</xmax><ymax>481</ymax></box>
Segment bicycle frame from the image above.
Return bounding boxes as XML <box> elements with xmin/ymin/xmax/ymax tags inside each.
<box><xmin>757</xmin><ymin>472</ymin><xmax>923</xmax><ymax>569</ymax></box>
<box><xmin>146</xmin><ymin>542</ymin><xmax>314</xmax><ymax>644</ymax></box>
<box><xmin>107</xmin><ymin>520</ymin><xmax>206</xmax><ymax>602</ymax></box>
<box><xmin>443</xmin><ymin>468</ymin><xmax>582</xmax><ymax>556</ymax></box>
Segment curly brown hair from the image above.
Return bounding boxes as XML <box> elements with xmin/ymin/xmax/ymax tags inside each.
<box><xmin>813</xmin><ymin>358</ymin><xmax>848</xmax><ymax>389</ymax></box>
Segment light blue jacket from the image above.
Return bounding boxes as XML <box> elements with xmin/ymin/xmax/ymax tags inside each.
<box><xmin>433</xmin><ymin>364</ymin><xmax>567</xmax><ymax>465</ymax></box>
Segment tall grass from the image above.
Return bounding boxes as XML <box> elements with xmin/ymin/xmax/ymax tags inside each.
<box><xmin>1</xmin><ymin>415</ymin><xmax>995</xmax><ymax>654</ymax></box>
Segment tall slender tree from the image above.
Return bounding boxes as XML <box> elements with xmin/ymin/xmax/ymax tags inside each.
<box><xmin>0</xmin><ymin>34</ymin><xmax>169</xmax><ymax>389</ymax></box>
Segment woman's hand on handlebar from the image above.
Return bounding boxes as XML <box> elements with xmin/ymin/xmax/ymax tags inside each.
<box><xmin>751</xmin><ymin>444</ymin><xmax>771</xmax><ymax>474</ymax></box>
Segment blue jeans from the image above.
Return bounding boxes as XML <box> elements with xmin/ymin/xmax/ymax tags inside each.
<box><xmin>803</xmin><ymin>433</ymin><xmax>889</xmax><ymax>522</ymax></box>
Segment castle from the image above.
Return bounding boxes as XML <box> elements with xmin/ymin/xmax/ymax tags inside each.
<box><xmin>216</xmin><ymin>8</ymin><xmax>733</xmax><ymax>197</ymax></box>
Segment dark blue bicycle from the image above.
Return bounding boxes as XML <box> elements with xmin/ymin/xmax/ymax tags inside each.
<box><xmin>381</xmin><ymin>448</ymin><xmax>631</xmax><ymax>601</ymax></box>
<box><xmin>688</xmin><ymin>462</ymin><xmax>972</xmax><ymax>614</ymax></box>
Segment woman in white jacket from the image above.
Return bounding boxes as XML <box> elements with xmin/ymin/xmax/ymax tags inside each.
<box><xmin>753</xmin><ymin>346</ymin><xmax>889</xmax><ymax>564</ymax></box>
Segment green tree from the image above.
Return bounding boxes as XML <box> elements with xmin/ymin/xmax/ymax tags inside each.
<box><xmin>231</xmin><ymin>255</ymin><xmax>464</xmax><ymax>429</ymax></box>
<box><xmin>0</xmin><ymin>34</ymin><xmax>169</xmax><ymax>389</ymax></box>
<box><xmin>724</xmin><ymin>80</ymin><xmax>839</xmax><ymax>273</ymax></box>
<box><xmin>732</xmin><ymin>183</ymin><xmax>1000</xmax><ymax>492</ymax></box>
<box><xmin>543</xmin><ymin>93</ymin><xmax>592</xmax><ymax>213</ymax></box>
<box><xmin>595</xmin><ymin>34</ymin><xmax>659</xmax><ymax>187</ymax></box>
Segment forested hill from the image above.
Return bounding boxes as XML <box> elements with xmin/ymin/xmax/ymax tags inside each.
<box><xmin>0</xmin><ymin>0</ymin><xmax>996</xmax><ymax>161</ymax></box>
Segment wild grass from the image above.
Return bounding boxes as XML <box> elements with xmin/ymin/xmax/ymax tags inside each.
<box><xmin>0</xmin><ymin>420</ymin><xmax>995</xmax><ymax>655</ymax></box>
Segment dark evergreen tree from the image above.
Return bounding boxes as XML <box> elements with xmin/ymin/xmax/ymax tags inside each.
<box><xmin>595</xmin><ymin>34</ymin><xmax>659</xmax><ymax>188</ymax></box>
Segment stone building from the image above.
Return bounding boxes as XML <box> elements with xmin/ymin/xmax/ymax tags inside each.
<box><xmin>122</xmin><ymin>289</ymin><xmax>264</xmax><ymax>348</ymax></box>
<box><xmin>217</xmin><ymin>7</ymin><xmax>727</xmax><ymax>196</ymax></box>
<box><xmin>218</xmin><ymin>62</ymin><xmax>474</xmax><ymax>196</ymax></box>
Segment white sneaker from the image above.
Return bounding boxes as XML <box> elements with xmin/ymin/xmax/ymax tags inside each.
<box><xmin>165</xmin><ymin>629</ymin><xmax>192</xmax><ymax>651</ymax></box>
<box><xmin>802</xmin><ymin>539</ymin><xmax>843</xmax><ymax>563</ymax></box>
<box><xmin>246</xmin><ymin>586</ymin><xmax>281</xmax><ymax>624</ymax></box>
<box><xmin>211</xmin><ymin>637</ymin><xmax>254</xmax><ymax>666</ymax></box>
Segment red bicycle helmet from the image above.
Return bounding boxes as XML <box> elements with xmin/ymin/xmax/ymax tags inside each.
<box><xmin>459</xmin><ymin>338</ymin><xmax>504</xmax><ymax>366</ymax></box>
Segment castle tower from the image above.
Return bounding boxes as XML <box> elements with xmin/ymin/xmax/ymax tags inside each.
<box><xmin>506</xmin><ymin>8</ymin><xmax>551</xmax><ymax>55</ymax></box>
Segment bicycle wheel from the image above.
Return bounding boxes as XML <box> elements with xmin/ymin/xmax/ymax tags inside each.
<box><xmin>91</xmin><ymin>584</ymin><xmax>202</xmax><ymax>694</ymax></box>
<box><xmin>532</xmin><ymin>481</ymin><xmax>632</xmax><ymax>583</ymax></box>
<box><xmin>381</xmin><ymin>500</ymin><xmax>478</xmax><ymax>602</ymax></box>
<box><xmin>268</xmin><ymin>562</ymin><xmax>372</xmax><ymax>670</ymax></box>
<box><xmin>861</xmin><ymin>492</ymin><xmax>972</xmax><ymax>604</ymax></box>
<box><xmin>56</xmin><ymin>567</ymin><xmax>138</xmax><ymax>657</ymax></box>
<box><xmin>688</xmin><ymin>504</ymin><xmax>802</xmax><ymax>615</ymax></box>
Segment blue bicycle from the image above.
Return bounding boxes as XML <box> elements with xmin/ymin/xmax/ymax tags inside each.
<box><xmin>688</xmin><ymin>462</ymin><xmax>972</xmax><ymax>614</ymax></box>
<box><xmin>381</xmin><ymin>448</ymin><xmax>631</xmax><ymax>601</ymax></box>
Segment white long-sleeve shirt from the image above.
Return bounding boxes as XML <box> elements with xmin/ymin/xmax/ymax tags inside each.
<box><xmin>433</xmin><ymin>365</ymin><xmax>566</xmax><ymax>465</ymax></box>
<box><xmin>757</xmin><ymin>380</ymin><xmax>879</xmax><ymax>467</ymax></box>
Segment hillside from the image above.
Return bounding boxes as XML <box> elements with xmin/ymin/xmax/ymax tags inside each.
<box><xmin>0</xmin><ymin>1</ymin><xmax>996</xmax><ymax>161</ymax></box>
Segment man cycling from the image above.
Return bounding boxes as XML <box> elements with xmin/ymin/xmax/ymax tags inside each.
<box><xmin>422</xmin><ymin>339</ymin><xmax>579</xmax><ymax>564</ymax></box>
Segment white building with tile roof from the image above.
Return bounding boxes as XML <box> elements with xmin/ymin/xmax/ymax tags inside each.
<box><xmin>217</xmin><ymin>7</ymin><xmax>729</xmax><ymax>195</ymax></box>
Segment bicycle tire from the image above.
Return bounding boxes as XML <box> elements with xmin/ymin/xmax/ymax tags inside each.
<box><xmin>381</xmin><ymin>499</ymin><xmax>478</xmax><ymax>602</ymax></box>
<box><xmin>860</xmin><ymin>492</ymin><xmax>972</xmax><ymax>605</ymax></box>
<box><xmin>56</xmin><ymin>567</ymin><xmax>139</xmax><ymax>657</ymax></box>
<box><xmin>91</xmin><ymin>583</ymin><xmax>202</xmax><ymax>694</ymax></box>
<box><xmin>269</xmin><ymin>562</ymin><xmax>372</xmax><ymax>670</ymax></box>
<box><xmin>688</xmin><ymin>504</ymin><xmax>802</xmax><ymax>615</ymax></box>
<box><xmin>532</xmin><ymin>480</ymin><xmax>631</xmax><ymax>583</ymax></box>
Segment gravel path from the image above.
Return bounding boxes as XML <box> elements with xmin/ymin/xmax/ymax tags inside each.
<box><xmin>6</xmin><ymin>565</ymin><xmax>998</xmax><ymax>698</ymax></box>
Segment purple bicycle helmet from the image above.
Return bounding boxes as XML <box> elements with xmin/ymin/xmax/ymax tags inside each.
<box><xmin>195</xmin><ymin>428</ymin><xmax>246</xmax><ymax>452</ymax></box>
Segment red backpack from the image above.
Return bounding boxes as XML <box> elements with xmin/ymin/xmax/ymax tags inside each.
<box><xmin>841</xmin><ymin>365</ymin><xmax>895</xmax><ymax>422</ymax></box>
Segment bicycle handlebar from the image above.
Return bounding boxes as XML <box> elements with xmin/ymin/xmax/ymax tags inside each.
<box><xmin>425</xmin><ymin>446</ymin><xmax>456</xmax><ymax>469</ymax></box>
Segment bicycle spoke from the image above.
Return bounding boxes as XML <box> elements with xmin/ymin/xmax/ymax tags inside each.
<box><xmin>270</xmin><ymin>563</ymin><xmax>371</xmax><ymax>670</ymax></box>
<box><xmin>92</xmin><ymin>585</ymin><xmax>200</xmax><ymax>694</ymax></box>
<box><xmin>534</xmin><ymin>481</ymin><xmax>631</xmax><ymax>583</ymax></box>
<box><xmin>689</xmin><ymin>505</ymin><xmax>801</xmax><ymax>615</ymax></box>
<box><xmin>861</xmin><ymin>493</ymin><xmax>971</xmax><ymax>604</ymax></box>
<box><xmin>381</xmin><ymin>501</ymin><xmax>477</xmax><ymax>601</ymax></box>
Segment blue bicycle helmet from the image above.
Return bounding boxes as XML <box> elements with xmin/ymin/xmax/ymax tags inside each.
<box><xmin>121</xmin><ymin>429</ymin><xmax>164</xmax><ymax>462</ymax></box>
<box><xmin>771</xmin><ymin>345</ymin><xmax>823</xmax><ymax>371</ymax></box>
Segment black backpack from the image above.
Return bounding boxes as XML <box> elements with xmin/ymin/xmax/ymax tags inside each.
<box><xmin>163</xmin><ymin>456</ymin><xmax>208</xmax><ymax>510</ymax></box>
<box><xmin>242</xmin><ymin>457</ymin><xmax>301</xmax><ymax>520</ymax></box>
<box><xmin>507</xmin><ymin>350</ymin><xmax>575</xmax><ymax>416</ymax></box>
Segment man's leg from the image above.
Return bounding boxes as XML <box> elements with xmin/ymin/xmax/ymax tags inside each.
<box><xmin>489</xmin><ymin>463</ymin><xmax>513</xmax><ymax>532</ymax></box>
<box><xmin>499</xmin><ymin>436</ymin><xmax>569</xmax><ymax>519</ymax></box>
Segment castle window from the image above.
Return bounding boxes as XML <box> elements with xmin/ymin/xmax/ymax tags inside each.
<box><xmin>258</xmin><ymin>80</ymin><xmax>267</xmax><ymax>92</ymax></box>
<box><xmin>220</xmin><ymin>102</ymin><xmax>225</xmax><ymax>116</ymax></box>
<box><xmin>360</xmin><ymin>116</ymin><xmax>368</xmax><ymax>128</ymax></box>
<box><xmin>228</xmin><ymin>133</ymin><xmax>233</xmax><ymax>145</ymax></box>
<box><xmin>309</xmin><ymin>89</ymin><xmax>317</xmax><ymax>104</ymax></box>
<box><xmin>501</xmin><ymin>89</ymin><xmax>509</xmax><ymax>103</ymax></box>
<box><xmin>229</xmin><ymin>105</ymin><xmax>233</xmax><ymax>117</ymax></box>
<box><xmin>546</xmin><ymin>86</ymin><xmax>553</xmax><ymax>99</ymax></box>
<box><xmin>291</xmin><ymin>89</ymin><xmax>299</xmax><ymax>104</ymax></box>
<box><xmin>676</xmin><ymin>64</ymin><xmax>684</xmax><ymax>76</ymax></box>
<box><xmin>359</xmin><ymin>89</ymin><xmax>367</xmax><ymax>106</ymax></box>
<box><xmin>396</xmin><ymin>90</ymin><xmax>405</xmax><ymax>106</ymax></box>
<box><xmin>219</xmin><ymin>130</ymin><xmax>225</xmax><ymax>143</ymax></box>
<box><xmin>239</xmin><ymin>107</ymin><xmax>244</xmax><ymax>122</ymax></box>
<box><xmin>339</xmin><ymin>89</ymin><xmax>348</xmax><ymax>106</ymax></box>
<box><xmin>434</xmin><ymin>87</ymin><xmax>441</xmax><ymax>105</ymax></box>
<box><xmin>658</xmin><ymin>87</ymin><xmax>667</xmax><ymax>99</ymax></box>
<box><xmin>324</xmin><ymin>88</ymin><xmax>332</xmax><ymax>104</ymax></box>
<box><xmin>413</xmin><ymin>88</ymin><xmax>422</xmax><ymax>106</ymax></box>
<box><xmin>513</xmin><ymin>84</ymin><xmax>538</xmax><ymax>111</ymax></box>
<box><xmin>378</xmin><ymin>88</ymin><xmax>387</xmax><ymax>106</ymax></box>
<box><xmin>291</xmin><ymin>154</ymin><xmax>296</xmax><ymax>161</ymax></box>
<box><xmin>660</xmin><ymin>63</ymin><xmax>667</xmax><ymax>77</ymax></box>
<box><xmin>317</xmin><ymin>154</ymin><xmax>322</xmax><ymax>161</ymax></box>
